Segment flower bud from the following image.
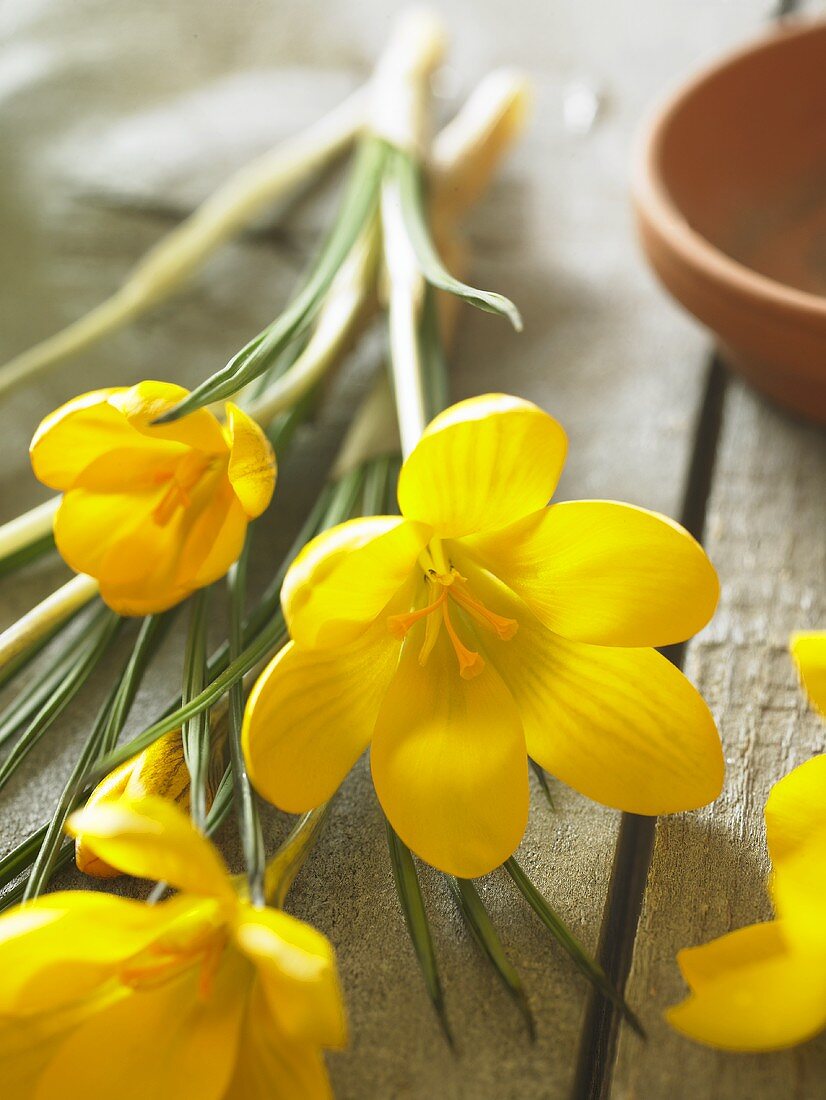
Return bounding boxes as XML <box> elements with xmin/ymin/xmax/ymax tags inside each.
<box><xmin>76</xmin><ymin>730</ymin><xmax>193</xmax><ymax>878</ymax></box>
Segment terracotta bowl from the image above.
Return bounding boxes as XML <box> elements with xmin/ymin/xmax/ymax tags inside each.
<box><xmin>634</xmin><ymin>19</ymin><xmax>826</xmax><ymax>423</ymax></box>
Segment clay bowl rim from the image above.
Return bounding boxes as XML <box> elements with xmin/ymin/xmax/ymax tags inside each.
<box><xmin>633</xmin><ymin>17</ymin><xmax>826</xmax><ymax>332</ymax></box>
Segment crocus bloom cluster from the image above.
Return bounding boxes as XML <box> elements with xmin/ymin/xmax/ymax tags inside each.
<box><xmin>243</xmin><ymin>394</ymin><xmax>723</xmax><ymax>877</ymax></box>
<box><xmin>0</xmin><ymin>797</ymin><xmax>346</xmax><ymax>1099</ymax></box>
<box><xmin>30</xmin><ymin>381</ymin><xmax>276</xmax><ymax>615</ymax></box>
<box><xmin>667</xmin><ymin>635</ymin><xmax>826</xmax><ymax>1051</ymax></box>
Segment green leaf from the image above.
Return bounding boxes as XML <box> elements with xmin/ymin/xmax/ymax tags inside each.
<box><xmin>23</xmin><ymin>614</ymin><xmax>168</xmax><ymax>901</ymax></box>
<box><xmin>504</xmin><ymin>856</ymin><xmax>645</xmax><ymax>1038</ymax></box>
<box><xmin>227</xmin><ymin>537</ymin><xmax>266</xmax><ymax>906</ymax></box>
<box><xmin>448</xmin><ymin>876</ymin><xmax>535</xmax><ymax>1039</ymax></box>
<box><xmin>530</xmin><ymin>759</ymin><xmax>556</xmax><ymax>810</ymax></box>
<box><xmin>386</xmin><ymin>822</ymin><xmax>453</xmax><ymax>1046</ymax></box>
<box><xmin>390</xmin><ymin>147</ymin><xmax>522</xmax><ymax>331</ymax></box>
<box><xmin>181</xmin><ymin>589</ymin><xmax>211</xmax><ymax>831</ymax></box>
<box><xmin>155</xmin><ymin>138</ymin><xmax>389</xmax><ymax>421</ymax></box>
<box><xmin>0</xmin><ymin>608</ymin><xmax>120</xmax><ymax>795</ymax></box>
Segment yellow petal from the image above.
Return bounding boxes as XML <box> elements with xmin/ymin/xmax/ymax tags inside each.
<box><xmin>371</xmin><ymin>629</ymin><xmax>529</xmax><ymax>877</ymax></box>
<box><xmin>463</xmin><ymin>500</ymin><xmax>719</xmax><ymax>647</ymax></box>
<box><xmin>766</xmin><ymin>754</ymin><xmax>826</xmax><ymax>866</ymax></box>
<box><xmin>463</xmin><ymin>562</ymin><xmax>722</xmax><ymax>814</ymax></box>
<box><xmin>765</xmin><ymin>754</ymin><xmax>826</xmax><ymax>930</ymax></box>
<box><xmin>666</xmin><ymin>920</ymin><xmax>826</xmax><ymax>1051</ymax></box>
<box><xmin>243</xmin><ymin>616</ymin><xmax>401</xmax><ymax>813</ymax></box>
<box><xmin>0</xmin><ymin>892</ymin><xmax>191</xmax><ymax>1014</ymax></box>
<box><xmin>29</xmin><ymin>388</ymin><xmax>133</xmax><ymax>490</ymax></box>
<box><xmin>109</xmin><ymin>380</ymin><xmax>228</xmax><ymax>455</ymax></box>
<box><xmin>177</xmin><ymin>479</ymin><xmax>248</xmax><ymax>590</ymax></box>
<box><xmin>34</xmin><ymin>951</ymin><xmax>249</xmax><ymax>1100</ymax></box>
<box><xmin>234</xmin><ymin>905</ymin><xmax>346</xmax><ymax>1049</ymax></box>
<box><xmin>75</xmin><ymin>758</ymin><xmax>134</xmax><ymax>878</ymax></box>
<box><xmin>54</xmin><ymin>486</ymin><xmax>190</xmax><ymax>614</ymax></box>
<box><xmin>66</xmin><ymin>796</ymin><xmax>234</xmax><ymax>901</ymax></box>
<box><xmin>225</xmin><ymin>982</ymin><xmax>333</xmax><ymax>1100</ymax></box>
<box><xmin>224</xmin><ymin>403</ymin><xmax>277</xmax><ymax>518</ymax></box>
<box><xmin>397</xmin><ymin>394</ymin><xmax>567</xmax><ymax>538</ymax></box>
<box><xmin>791</xmin><ymin>632</ymin><xmax>826</xmax><ymax>717</ymax></box>
<box><xmin>281</xmin><ymin>517</ymin><xmax>430</xmax><ymax>649</ymax></box>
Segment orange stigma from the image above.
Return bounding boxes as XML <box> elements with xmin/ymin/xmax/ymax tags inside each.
<box><xmin>387</xmin><ymin>566</ymin><xmax>517</xmax><ymax>680</ymax></box>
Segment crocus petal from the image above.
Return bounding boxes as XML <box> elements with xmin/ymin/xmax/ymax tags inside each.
<box><xmin>54</xmin><ymin>486</ymin><xmax>180</xmax><ymax>597</ymax></box>
<box><xmin>30</xmin><ymin>388</ymin><xmax>137</xmax><ymax>490</ymax></box>
<box><xmin>224</xmin><ymin>403</ymin><xmax>276</xmax><ymax>518</ymax></box>
<box><xmin>766</xmin><ymin>754</ymin><xmax>826</xmax><ymax>866</ymax></box>
<box><xmin>281</xmin><ymin>517</ymin><xmax>430</xmax><ymax>649</ymax></box>
<box><xmin>397</xmin><ymin>394</ymin><xmax>567</xmax><ymax>538</ymax></box>
<box><xmin>225</xmin><ymin>983</ymin><xmax>333</xmax><ymax>1100</ymax></box>
<box><xmin>0</xmin><ymin>893</ymin><xmax>192</xmax><ymax>1013</ymax></box>
<box><xmin>235</xmin><ymin>905</ymin><xmax>346</xmax><ymax>1049</ymax></box>
<box><xmin>463</xmin><ymin>563</ymin><xmax>722</xmax><ymax>814</ymax></box>
<box><xmin>178</xmin><ymin>479</ymin><xmax>248</xmax><ymax>590</ymax></box>
<box><xmin>34</xmin><ymin>952</ymin><xmax>249</xmax><ymax>1100</ymax></box>
<box><xmin>765</xmin><ymin>754</ymin><xmax>826</xmax><ymax>929</ymax></box>
<box><xmin>667</xmin><ymin>921</ymin><xmax>826</xmax><ymax>1051</ymax></box>
<box><xmin>243</xmin><ymin>616</ymin><xmax>402</xmax><ymax>813</ymax></box>
<box><xmin>790</xmin><ymin>632</ymin><xmax>826</xmax><ymax>716</ymax></box>
<box><xmin>463</xmin><ymin>500</ymin><xmax>719</xmax><ymax>647</ymax></box>
<box><xmin>66</xmin><ymin>796</ymin><xmax>234</xmax><ymax>902</ymax></box>
<box><xmin>109</xmin><ymin>380</ymin><xmax>228</xmax><ymax>455</ymax></box>
<box><xmin>371</xmin><ymin>630</ymin><xmax>529</xmax><ymax>877</ymax></box>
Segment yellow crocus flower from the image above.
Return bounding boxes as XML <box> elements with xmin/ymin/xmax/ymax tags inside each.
<box><xmin>667</xmin><ymin>636</ymin><xmax>826</xmax><ymax>1051</ymax></box>
<box><xmin>0</xmin><ymin>797</ymin><xmax>346</xmax><ymax>1099</ymax></box>
<box><xmin>242</xmin><ymin>393</ymin><xmax>722</xmax><ymax>877</ymax></box>
<box><xmin>29</xmin><ymin>381</ymin><xmax>276</xmax><ymax>615</ymax></box>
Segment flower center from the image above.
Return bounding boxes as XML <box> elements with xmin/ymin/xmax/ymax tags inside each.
<box><xmin>119</xmin><ymin>907</ymin><xmax>228</xmax><ymax>1000</ymax></box>
<box><xmin>151</xmin><ymin>451</ymin><xmax>214</xmax><ymax>526</ymax></box>
<box><xmin>387</xmin><ymin>549</ymin><xmax>517</xmax><ymax>680</ymax></box>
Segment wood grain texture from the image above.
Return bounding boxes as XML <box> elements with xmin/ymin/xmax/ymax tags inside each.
<box><xmin>0</xmin><ymin>2</ymin><xmax>787</xmax><ymax>1098</ymax></box>
<box><xmin>612</xmin><ymin>380</ymin><xmax>826</xmax><ymax>1099</ymax></box>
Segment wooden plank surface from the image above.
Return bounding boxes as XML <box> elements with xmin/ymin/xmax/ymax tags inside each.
<box><xmin>612</xmin><ymin>379</ymin><xmax>826</xmax><ymax>1099</ymax></box>
<box><xmin>0</xmin><ymin>3</ymin><xmax>800</xmax><ymax>1099</ymax></box>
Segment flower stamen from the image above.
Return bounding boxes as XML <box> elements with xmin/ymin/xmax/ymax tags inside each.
<box><xmin>441</xmin><ymin>601</ymin><xmax>485</xmax><ymax>679</ymax></box>
<box><xmin>151</xmin><ymin>452</ymin><xmax>212</xmax><ymax>526</ymax></box>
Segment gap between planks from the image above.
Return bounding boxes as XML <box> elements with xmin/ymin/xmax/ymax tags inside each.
<box><xmin>571</xmin><ymin>355</ymin><xmax>729</xmax><ymax>1100</ymax></box>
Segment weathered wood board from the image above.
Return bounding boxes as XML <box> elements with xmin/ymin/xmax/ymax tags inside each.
<box><xmin>612</xmin><ymin>379</ymin><xmax>826</xmax><ymax>1099</ymax></box>
<box><xmin>4</xmin><ymin>3</ymin><xmax>819</xmax><ymax>1099</ymax></box>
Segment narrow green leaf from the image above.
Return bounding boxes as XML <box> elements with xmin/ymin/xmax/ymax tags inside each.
<box><xmin>386</xmin><ymin>822</ymin><xmax>453</xmax><ymax>1047</ymax></box>
<box><xmin>227</xmin><ymin>538</ymin><xmax>266</xmax><ymax>906</ymax></box>
<box><xmin>391</xmin><ymin>148</ymin><xmax>522</xmax><ymax>331</ymax></box>
<box><xmin>530</xmin><ymin>759</ymin><xmax>556</xmax><ymax>810</ymax></box>
<box><xmin>417</xmin><ymin>285</ymin><xmax>450</xmax><ymax>421</ymax></box>
<box><xmin>22</xmin><ymin>615</ymin><xmax>168</xmax><ymax>901</ymax></box>
<box><xmin>181</xmin><ymin>590</ymin><xmax>211</xmax><ymax>831</ymax></box>
<box><xmin>504</xmin><ymin>856</ymin><xmax>645</xmax><ymax>1038</ymax></box>
<box><xmin>155</xmin><ymin>139</ymin><xmax>388</xmax><ymax>421</ymax></box>
<box><xmin>448</xmin><ymin>876</ymin><xmax>535</xmax><ymax>1039</ymax></box>
<box><xmin>0</xmin><ymin>609</ymin><xmax>120</xmax><ymax>794</ymax></box>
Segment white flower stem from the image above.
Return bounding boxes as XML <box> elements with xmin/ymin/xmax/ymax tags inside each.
<box><xmin>0</xmin><ymin>573</ymin><xmax>99</xmax><ymax>672</ymax></box>
<box><xmin>0</xmin><ymin>90</ymin><xmax>365</xmax><ymax>399</ymax></box>
<box><xmin>373</xmin><ymin>8</ymin><xmax>446</xmax><ymax>456</ymax></box>
<box><xmin>0</xmin><ymin>497</ymin><xmax>59</xmax><ymax>563</ymax></box>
